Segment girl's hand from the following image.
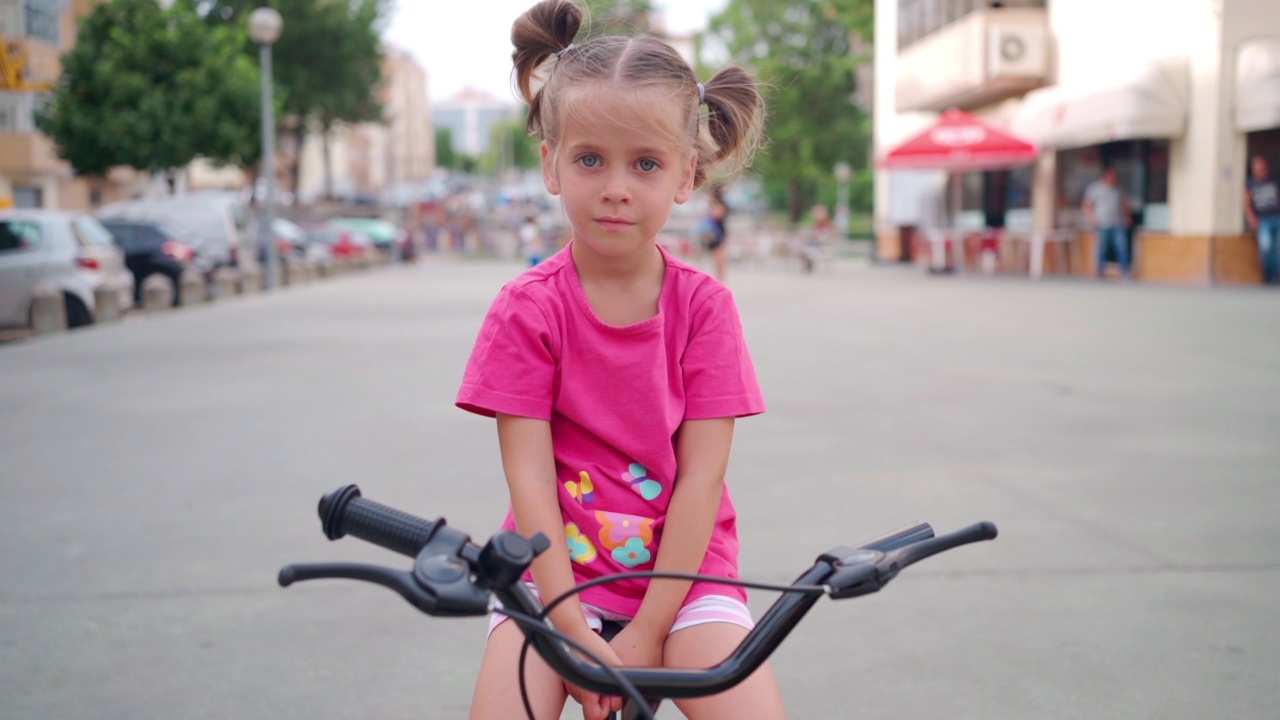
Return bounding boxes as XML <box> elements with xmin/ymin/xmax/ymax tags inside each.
<box><xmin>608</xmin><ymin>622</ymin><xmax>665</xmax><ymax>671</ymax></box>
<box><xmin>564</xmin><ymin>631</ymin><xmax>624</xmax><ymax>720</ymax></box>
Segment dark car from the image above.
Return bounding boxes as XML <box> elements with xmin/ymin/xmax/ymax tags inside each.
<box><xmin>99</xmin><ymin>219</ymin><xmax>195</xmax><ymax>306</ymax></box>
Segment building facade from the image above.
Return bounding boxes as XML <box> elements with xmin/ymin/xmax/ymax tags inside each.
<box><xmin>289</xmin><ymin>45</ymin><xmax>434</xmax><ymax>203</ymax></box>
<box><xmin>432</xmin><ymin>87</ymin><xmax>516</xmax><ymax>159</ymax></box>
<box><xmin>875</xmin><ymin>0</ymin><xmax>1280</xmax><ymax>284</ymax></box>
<box><xmin>0</xmin><ymin>0</ymin><xmax>143</xmax><ymax>209</ymax></box>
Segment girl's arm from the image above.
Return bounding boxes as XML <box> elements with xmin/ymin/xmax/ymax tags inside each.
<box><xmin>627</xmin><ymin>417</ymin><xmax>736</xmax><ymax>639</ymax></box>
<box><xmin>496</xmin><ymin>412</ymin><xmax>596</xmax><ymax>643</ymax></box>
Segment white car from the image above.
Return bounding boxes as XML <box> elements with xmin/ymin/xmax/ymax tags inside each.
<box><xmin>96</xmin><ymin>193</ymin><xmax>245</xmax><ymax>273</ymax></box>
<box><xmin>0</xmin><ymin>210</ymin><xmax>135</xmax><ymax>329</ymax></box>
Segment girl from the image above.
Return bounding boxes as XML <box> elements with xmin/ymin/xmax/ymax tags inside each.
<box><xmin>457</xmin><ymin>2</ymin><xmax>779</xmax><ymax>718</ymax></box>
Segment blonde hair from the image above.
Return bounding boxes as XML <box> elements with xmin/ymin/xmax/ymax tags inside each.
<box><xmin>511</xmin><ymin>0</ymin><xmax>765</xmax><ymax>188</ymax></box>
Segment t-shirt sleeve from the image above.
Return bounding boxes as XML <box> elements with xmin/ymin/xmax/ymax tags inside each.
<box><xmin>682</xmin><ymin>287</ymin><xmax>765</xmax><ymax>420</ymax></box>
<box><xmin>456</xmin><ymin>285</ymin><xmax>557</xmax><ymax>420</ymax></box>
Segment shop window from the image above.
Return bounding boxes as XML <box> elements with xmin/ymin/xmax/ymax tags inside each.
<box><xmin>1056</xmin><ymin>141</ymin><xmax>1168</xmax><ymax>231</ymax></box>
<box><xmin>1142</xmin><ymin>141</ymin><xmax>1170</xmax><ymax>231</ymax></box>
<box><xmin>954</xmin><ymin>169</ymin><xmax>1031</xmax><ymax>230</ymax></box>
<box><xmin>957</xmin><ymin>171</ymin><xmax>985</xmax><ymax>229</ymax></box>
<box><xmin>1004</xmin><ymin>166</ymin><xmax>1033</xmax><ymax>231</ymax></box>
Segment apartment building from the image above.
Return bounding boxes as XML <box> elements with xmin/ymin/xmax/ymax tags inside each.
<box><xmin>0</xmin><ymin>0</ymin><xmax>144</xmax><ymax>209</ymax></box>
<box><xmin>874</xmin><ymin>0</ymin><xmax>1280</xmax><ymax>284</ymax></box>
<box><xmin>433</xmin><ymin>87</ymin><xmax>517</xmax><ymax>159</ymax></box>
<box><xmin>288</xmin><ymin>45</ymin><xmax>434</xmax><ymax>202</ymax></box>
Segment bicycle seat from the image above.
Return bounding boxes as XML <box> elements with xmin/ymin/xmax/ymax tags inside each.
<box><xmin>600</xmin><ymin>620</ymin><xmax>625</xmax><ymax>643</ymax></box>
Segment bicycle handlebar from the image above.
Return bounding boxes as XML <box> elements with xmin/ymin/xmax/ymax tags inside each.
<box><xmin>317</xmin><ymin>485</ymin><xmax>443</xmax><ymax>556</ymax></box>
<box><xmin>280</xmin><ymin>485</ymin><xmax>997</xmax><ymax>701</ymax></box>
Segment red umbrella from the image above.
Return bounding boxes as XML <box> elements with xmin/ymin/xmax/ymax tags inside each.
<box><xmin>880</xmin><ymin>108</ymin><xmax>1038</xmax><ymax>171</ymax></box>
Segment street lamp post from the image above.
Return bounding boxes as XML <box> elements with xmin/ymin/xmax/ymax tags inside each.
<box><xmin>249</xmin><ymin>7</ymin><xmax>283</xmax><ymax>290</ymax></box>
<box><xmin>834</xmin><ymin>161</ymin><xmax>852</xmax><ymax>241</ymax></box>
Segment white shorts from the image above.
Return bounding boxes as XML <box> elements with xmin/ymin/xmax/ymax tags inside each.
<box><xmin>487</xmin><ymin>582</ymin><xmax>755</xmax><ymax>639</ymax></box>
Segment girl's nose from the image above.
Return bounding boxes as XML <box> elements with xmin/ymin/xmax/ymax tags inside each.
<box><xmin>601</xmin><ymin>170</ymin><xmax>632</xmax><ymax>203</ymax></box>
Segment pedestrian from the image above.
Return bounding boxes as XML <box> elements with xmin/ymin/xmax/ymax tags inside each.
<box><xmin>1244</xmin><ymin>154</ymin><xmax>1280</xmax><ymax>284</ymax></box>
<box><xmin>1082</xmin><ymin>166</ymin><xmax>1131</xmax><ymax>279</ymax></box>
<box><xmin>519</xmin><ymin>213</ymin><xmax>544</xmax><ymax>266</ymax></box>
<box><xmin>799</xmin><ymin>204</ymin><xmax>834</xmax><ymax>273</ymax></box>
<box><xmin>697</xmin><ymin>188</ymin><xmax>730</xmax><ymax>282</ymax></box>
<box><xmin>457</xmin><ymin>1</ymin><xmax>776</xmax><ymax>719</ymax></box>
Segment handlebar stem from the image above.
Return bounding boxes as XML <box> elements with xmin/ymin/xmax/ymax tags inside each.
<box><xmin>491</xmin><ymin>563</ymin><xmax>834</xmax><ymax>698</ymax></box>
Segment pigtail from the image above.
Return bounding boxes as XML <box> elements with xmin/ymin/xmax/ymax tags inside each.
<box><xmin>696</xmin><ymin>64</ymin><xmax>766</xmax><ymax>187</ymax></box>
<box><xmin>511</xmin><ymin>0</ymin><xmax>582</xmax><ymax>135</ymax></box>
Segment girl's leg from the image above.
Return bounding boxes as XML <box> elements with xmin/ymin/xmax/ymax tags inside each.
<box><xmin>712</xmin><ymin>244</ymin><xmax>728</xmax><ymax>282</ymax></box>
<box><xmin>469</xmin><ymin>619</ymin><xmax>568</xmax><ymax>720</ymax></box>
<box><xmin>1096</xmin><ymin>229</ymin><xmax>1108</xmax><ymax>278</ymax></box>
<box><xmin>664</xmin><ymin>623</ymin><xmax>787</xmax><ymax>720</ymax></box>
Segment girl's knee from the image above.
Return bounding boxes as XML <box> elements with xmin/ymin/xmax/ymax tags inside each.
<box><xmin>470</xmin><ymin>622</ymin><xmax>568</xmax><ymax>720</ymax></box>
<box><xmin>665</xmin><ymin>624</ymin><xmax>786</xmax><ymax>719</ymax></box>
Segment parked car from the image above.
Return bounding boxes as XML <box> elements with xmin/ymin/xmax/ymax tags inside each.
<box><xmin>304</xmin><ymin>224</ymin><xmax>375</xmax><ymax>261</ymax></box>
<box><xmin>99</xmin><ymin>219</ymin><xmax>195</xmax><ymax>306</ymax></box>
<box><xmin>327</xmin><ymin>217</ymin><xmax>408</xmax><ymax>256</ymax></box>
<box><xmin>274</xmin><ymin>218</ymin><xmax>308</xmax><ymax>257</ymax></box>
<box><xmin>0</xmin><ymin>210</ymin><xmax>134</xmax><ymax>329</ymax></box>
<box><xmin>96</xmin><ymin>193</ymin><xmax>244</xmax><ymax>272</ymax></box>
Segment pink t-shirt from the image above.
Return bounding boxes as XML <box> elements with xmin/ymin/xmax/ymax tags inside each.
<box><xmin>456</xmin><ymin>243</ymin><xmax>764</xmax><ymax>617</ymax></box>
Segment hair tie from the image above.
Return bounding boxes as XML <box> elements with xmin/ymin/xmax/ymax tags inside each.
<box><xmin>697</xmin><ymin>82</ymin><xmax>706</xmax><ymax>105</ymax></box>
<box><xmin>557</xmin><ymin>43</ymin><xmax>576</xmax><ymax>59</ymax></box>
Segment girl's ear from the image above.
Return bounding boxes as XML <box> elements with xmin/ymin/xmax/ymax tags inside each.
<box><xmin>541</xmin><ymin>141</ymin><xmax>561</xmax><ymax>196</ymax></box>
<box><xmin>673</xmin><ymin>152</ymin><xmax>697</xmax><ymax>205</ymax></box>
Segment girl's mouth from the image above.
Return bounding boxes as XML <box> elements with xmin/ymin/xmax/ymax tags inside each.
<box><xmin>595</xmin><ymin>217</ymin><xmax>634</xmax><ymax>231</ymax></box>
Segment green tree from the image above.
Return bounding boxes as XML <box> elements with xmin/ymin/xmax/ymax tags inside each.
<box><xmin>36</xmin><ymin>0</ymin><xmax>261</xmax><ymax>191</ymax></box>
<box><xmin>580</xmin><ymin>0</ymin><xmax>656</xmax><ymax>37</ymax></box>
<box><xmin>194</xmin><ymin>0</ymin><xmax>391</xmax><ymax>196</ymax></box>
<box><xmin>481</xmin><ymin>117</ymin><xmax>540</xmax><ymax>177</ymax></box>
<box><xmin>435</xmin><ymin>128</ymin><xmax>457</xmax><ymax>171</ymax></box>
<box><xmin>705</xmin><ymin>0</ymin><xmax>873</xmax><ymax>224</ymax></box>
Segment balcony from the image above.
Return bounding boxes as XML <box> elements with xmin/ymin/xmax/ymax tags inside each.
<box><xmin>896</xmin><ymin>6</ymin><xmax>1050</xmax><ymax>113</ymax></box>
<box><xmin>0</xmin><ymin>131</ymin><xmax>65</xmax><ymax>175</ymax></box>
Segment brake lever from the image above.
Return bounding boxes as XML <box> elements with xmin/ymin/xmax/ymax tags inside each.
<box><xmin>278</xmin><ymin>557</ymin><xmax>492</xmax><ymax>617</ymax></box>
<box><xmin>823</xmin><ymin>551</ymin><xmax>890</xmax><ymax>599</ymax></box>
<box><xmin>279</xmin><ymin>562</ymin><xmax>442</xmax><ymax>613</ymax></box>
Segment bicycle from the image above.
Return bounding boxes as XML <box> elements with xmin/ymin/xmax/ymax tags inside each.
<box><xmin>279</xmin><ymin>485</ymin><xmax>998</xmax><ymax>720</ymax></box>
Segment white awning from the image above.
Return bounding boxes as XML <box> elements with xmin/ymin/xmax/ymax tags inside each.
<box><xmin>1236</xmin><ymin>40</ymin><xmax>1280</xmax><ymax>133</ymax></box>
<box><xmin>1012</xmin><ymin>57</ymin><xmax>1189</xmax><ymax>149</ymax></box>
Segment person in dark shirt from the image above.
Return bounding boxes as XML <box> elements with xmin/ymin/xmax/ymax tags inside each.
<box><xmin>1245</xmin><ymin>154</ymin><xmax>1280</xmax><ymax>284</ymax></box>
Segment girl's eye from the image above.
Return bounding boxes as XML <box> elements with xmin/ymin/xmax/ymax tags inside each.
<box><xmin>579</xmin><ymin>155</ymin><xmax>600</xmax><ymax>168</ymax></box>
<box><xmin>637</xmin><ymin>159</ymin><xmax>658</xmax><ymax>172</ymax></box>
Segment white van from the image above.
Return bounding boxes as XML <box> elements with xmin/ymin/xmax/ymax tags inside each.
<box><xmin>96</xmin><ymin>193</ymin><xmax>246</xmax><ymax>273</ymax></box>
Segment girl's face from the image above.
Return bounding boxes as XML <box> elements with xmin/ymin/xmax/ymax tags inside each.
<box><xmin>541</xmin><ymin>86</ymin><xmax>696</xmax><ymax>263</ymax></box>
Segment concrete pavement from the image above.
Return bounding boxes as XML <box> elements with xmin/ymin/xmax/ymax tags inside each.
<box><xmin>1</xmin><ymin>255</ymin><xmax>1277</xmax><ymax>719</ymax></box>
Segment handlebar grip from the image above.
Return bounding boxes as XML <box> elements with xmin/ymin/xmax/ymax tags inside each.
<box><xmin>893</xmin><ymin>521</ymin><xmax>998</xmax><ymax>569</ymax></box>
<box><xmin>318</xmin><ymin>485</ymin><xmax>440</xmax><ymax>558</ymax></box>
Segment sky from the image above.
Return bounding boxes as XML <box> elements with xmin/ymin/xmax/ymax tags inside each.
<box><xmin>383</xmin><ymin>0</ymin><xmax>728</xmax><ymax>104</ymax></box>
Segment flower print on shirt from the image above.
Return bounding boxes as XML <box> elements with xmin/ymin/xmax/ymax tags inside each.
<box><xmin>612</xmin><ymin>537</ymin><xmax>652</xmax><ymax>568</ymax></box>
<box><xmin>595</xmin><ymin>511</ymin><xmax>655</xmax><ymax>568</ymax></box>
<box><xmin>565</xmin><ymin>523</ymin><xmax>598</xmax><ymax>565</ymax></box>
<box><xmin>621</xmin><ymin>462</ymin><xmax>662</xmax><ymax>501</ymax></box>
<box><xmin>565</xmin><ymin>471</ymin><xmax>595</xmax><ymax>505</ymax></box>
